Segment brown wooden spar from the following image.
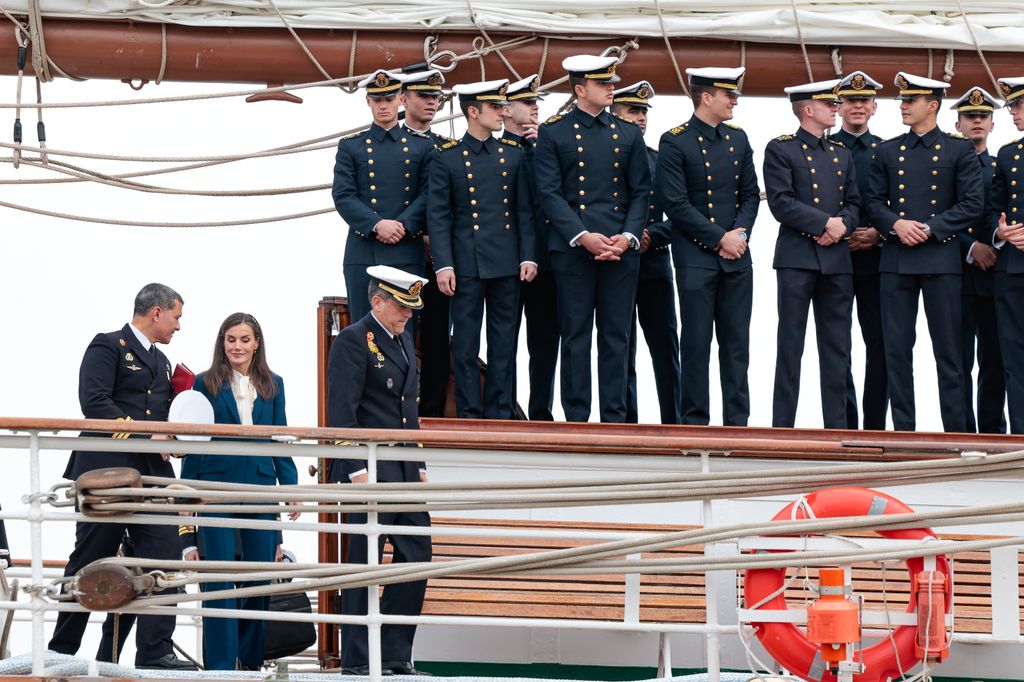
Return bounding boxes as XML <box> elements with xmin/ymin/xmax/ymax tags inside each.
<box><xmin>2</xmin><ymin>19</ymin><xmax>1024</xmax><ymax>96</ymax></box>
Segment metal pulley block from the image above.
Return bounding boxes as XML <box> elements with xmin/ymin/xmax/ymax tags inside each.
<box><xmin>75</xmin><ymin>467</ymin><xmax>142</xmax><ymax>516</ymax></box>
<box><xmin>73</xmin><ymin>563</ymin><xmax>157</xmax><ymax>611</ymax></box>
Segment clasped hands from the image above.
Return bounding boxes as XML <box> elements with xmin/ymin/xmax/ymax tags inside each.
<box><xmin>578</xmin><ymin>232</ymin><xmax>632</xmax><ymax>261</ymax></box>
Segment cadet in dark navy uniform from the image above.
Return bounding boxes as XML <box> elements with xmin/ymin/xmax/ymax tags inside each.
<box><xmin>989</xmin><ymin>76</ymin><xmax>1024</xmax><ymax>434</ymax></box>
<box><xmin>833</xmin><ymin>70</ymin><xmax>889</xmax><ymax>430</ymax></box>
<box><xmin>765</xmin><ymin>80</ymin><xmax>861</xmax><ymax>428</ymax></box>
<box><xmin>866</xmin><ymin>72</ymin><xmax>984</xmax><ymax>432</ymax></box>
<box><xmin>49</xmin><ymin>283</ymin><xmax>194</xmax><ymax>670</ymax></box>
<box><xmin>611</xmin><ymin>81</ymin><xmax>680</xmax><ymax>424</ymax></box>
<box><xmin>657</xmin><ymin>66</ymin><xmax>759</xmax><ymax>426</ymax></box>
<box><xmin>506</xmin><ymin>75</ymin><xmax>561</xmax><ymax>420</ymax></box>
<box><xmin>428</xmin><ymin>79</ymin><xmax>537</xmax><ymax>418</ymax></box>
<box><xmin>401</xmin><ymin>69</ymin><xmax>453</xmax><ymax>418</ymax></box>
<box><xmin>333</xmin><ymin>69</ymin><xmax>434</xmax><ymax>323</ymax></box>
<box><xmin>326</xmin><ymin>266</ymin><xmax>431</xmax><ymax>677</ymax></box>
<box><xmin>951</xmin><ymin>87</ymin><xmax>1006</xmax><ymax>433</ymax></box>
<box><xmin>534</xmin><ymin>55</ymin><xmax>651</xmax><ymax>422</ymax></box>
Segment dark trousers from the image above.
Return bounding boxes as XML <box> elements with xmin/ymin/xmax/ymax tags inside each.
<box><xmin>200</xmin><ymin>522</ymin><xmax>278</xmax><ymax>670</ymax></box>
<box><xmin>450</xmin><ymin>275</ymin><xmax>520</xmax><ymax>419</ymax></box>
<box><xmin>551</xmin><ymin>252</ymin><xmax>640</xmax><ymax>423</ymax></box>
<box><xmin>345</xmin><ymin>263</ymin><xmax>424</xmax><ymax>330</ymax></box>
<box><xmin>880</xmin><ymin>272</ymin><xmax>965</xmax><ymax>432</ymax></box>
<box><xmin>678</xmin><ymin>266</ymin><xmax>753</xmax><ymax>426</ymax></box>
<box><xmin>626</xmin><ymin>275</ymin><xmax>681</xmax><ymax>424</ymax></box>
<box><xmin>994</xmin><ymin>272</ymin><xmax>1024</xmax><ymax>433</ymax></box>
<box><xmin>49</xmin><ymin>519</ymin><xmax>179</xmax><ymax>665</ymax></box>
<box><xmin>340</xmin><ymin>511</ymin><xmax>431</xmax><ymax>667</ymax></box>
<box><xmin>773</xmin><ymin>269</ymin><xmax>854</xmax><ymax>429</ymax></box>
<box><xmin>418</xmin><ymin>266</ymin><xmax>451</xmax><ymax>418</ymax></box>
<box><xmin>845</xmin><ymin>270</ymin><xmax>889</xmax><ymax>430</ymax></box>
<box><xmin>516</xmin><ymin>270</ymin><xmax>560</xmax><ymax>420</ymax></box>
<box><xmin>962</xmin><ymin>288</ymin><xmax>1006</xmax><ymax>433</ymax></box>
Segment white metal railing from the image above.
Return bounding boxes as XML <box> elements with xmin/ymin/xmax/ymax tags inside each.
<box><xmin>0</xmin><ymin>424</ymin><xmax>1020</xmax><ymax>682</ymax></box>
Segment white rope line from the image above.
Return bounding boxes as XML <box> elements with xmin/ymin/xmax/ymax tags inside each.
<box><xmin>0</xmin><ymin>198</ymin><xmax>334</xmax><ymax>228</ymax></box>
<box><xmin>464</xmin><ymin>0</ymin><xmax>522</xmax><ymax>81</ymax></box>
<box><xmin>788</xmin><ymin>0</ymin><xmax>814</xmax><ymax>82</ymax></box>
<box><xmin>654</xmin><ymin>0</ymin><xmax>689</xmax><ymax>97</ymax></box>
<box><xmin>265</xmin><ymin>0</ymin><xmax>336</xmax><ymax>86</ymax></box>
<box><xmin>26</xmin><ymin>0</ymin><xmax>51</xmax><ymax>83</ymax></box>
<box><xmin>155</xmin><ymin>23</ymin><xmax>167</xmax><ymax>85</ymax></box>
<box><xmin>952</xmin><ymin>0</ymin><xmax>1000</xmax><ymax>93</ymax></box>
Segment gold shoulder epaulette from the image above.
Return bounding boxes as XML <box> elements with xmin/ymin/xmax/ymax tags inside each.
<box><xmin>880</xmin><ymin>136</ymin><xmax>900</xmax><ymax>145</ymax></box>
<box><xmin>668</xmin><ymin>122</ymin><xmax>689</xmax><ymax>136</ymax></box>
<box><xmin>775</xmin><ymin>134</ymin><xmax>795</xmax><ymax>142</ymax></box>
<box><xmin>1001</xmin><ymin>136</ymin><xmax>1024</xmax><ymax>149</ymax></box>
<box><xmin>830</xmin><ymin>138</ymin><xmax>847</xmax><ymax>148</ymax></box>
<box><xmin>499</xmin><ymin>137</ymin><xmax>519</xmax><ymax>147</ymax></box>
<box><xmin>724</xmin><ymin>122</ymin><xmax>742</xmax><ymax>130</ymax></box>
<box><xmin>544</xmin><ymin>114</ymin><xmax>563</xmax><ymax>125</ymax></box>
<box><xmin>947</xmin><ymin>131</ymin><xmax>967</xmax><ymax>139</ymax></box>
<box><xmin>612</xmin><ymin>113</ymin><xmax>635</xmax><ymax>124</ymax></box>
<box><xmin>439</xmin><ymin>139</ymin><xmax>460</xmax><ymax>151</ymax></box>
<box><xmin>406</xmin><ymin>128</ymin><xmax>430</xmax><ymax>139</ymax></box>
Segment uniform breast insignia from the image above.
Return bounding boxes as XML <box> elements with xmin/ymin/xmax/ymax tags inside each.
<box><xmin>125</xmin><ymin>352</ymin><xmax>134</xmax><ymax>362</ymax></box>
<box><xmin>544</xmin><ymin>114</ymin><xmax>563</xmax><ymax>125</ymax></box>
<box><xmin>126</xmin><ymin>364</ymin><xmax>142</xmax><ymax>372</ymax></box>
<box><xmin>387</xmin><ymin>377</ymin><xmax>394</xmax><ymax>389</ymax></box>
<box><xmin>367</xmin><ymin>331</ymin><xmax>385</xmax><ymax>368</ymax></box>
<box><xmin>775</xmin><ymin>134</ymin><xmax>795</xmax><ymax>142</ymax></box>
<box><xmin>669</xmin><ymin>123</ymin><xmax>689</xmax><ymax>135</ymax></box>
<box><xmin>119</xmin><ymin>338</ymin><xmax>127</xmax><ymax>347</ymax></box>
<box><xmin>499</xmin><ymin>137</ymin><xmax>519</xmax><ymax>147</ymax></box>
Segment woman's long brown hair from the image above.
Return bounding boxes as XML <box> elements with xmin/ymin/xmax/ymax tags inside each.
<box><xmin>202</xmin><ymin>312</ymin><xmax>279</xmax><ymax>400</ymax></box>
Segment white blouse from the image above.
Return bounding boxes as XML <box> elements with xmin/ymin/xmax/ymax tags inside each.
<box><xmin>230</xmin><ymin>369</ymin><xmax>256</xmax><ymax>426</ymax></box>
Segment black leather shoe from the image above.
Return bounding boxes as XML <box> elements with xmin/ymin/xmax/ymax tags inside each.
<box><xmin>136</xmin><ymin>654</ymin><xmax>198</xmax><ymax>671</ymax></box>
<box><xmin>384</xmin><ymin>661</ymin><xmax>432</xmax><ymax>676</ymax></box>
<box><xmin>342</xmin><ymin>664</ymin><xmax>394</xmax><ymax>676</ymax></box>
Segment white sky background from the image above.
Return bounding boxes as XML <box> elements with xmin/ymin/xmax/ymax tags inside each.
<box><xmin>0</xmin><ymin>75</ymin><xmax>1015</xmax><ymax>658</ymax></box>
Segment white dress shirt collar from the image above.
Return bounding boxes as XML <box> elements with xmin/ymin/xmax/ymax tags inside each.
<box><xmin>128</xmin><ymin>323</ymin><xmax>153</xmax><ymax>352</ymax></box>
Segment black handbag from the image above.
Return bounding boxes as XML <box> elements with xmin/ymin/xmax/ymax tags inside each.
<box><xmin>263</xmin><ymin>587</ymin><xmax>317</xmax><ymax>660</ymax></box>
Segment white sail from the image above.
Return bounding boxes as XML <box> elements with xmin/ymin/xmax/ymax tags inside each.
<box><xmin>4</xmin><ymin>0</ymin><xmax>1024</xmax><ymax>51</ymax></box>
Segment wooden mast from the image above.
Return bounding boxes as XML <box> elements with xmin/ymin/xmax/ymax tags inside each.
<box><xmin>1</xmin><ymin>20</ymin><xmax>1022</xmax><ymax>95</ymax></box>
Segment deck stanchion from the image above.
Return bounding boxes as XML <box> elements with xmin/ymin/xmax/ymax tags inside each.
<box><xmin>27</xmin><ymin>430</ymin><xmax>45</xmax><ymax>675</ymax></box>
<box><xmin>366</xmin><ymin>442</ymin><xmax>382</xmax><ymax>681</ymax></box>
<box><xmin>701</xmin><ymin>451</ymin><xmax>720</xmax><ymax>682</ymax></box>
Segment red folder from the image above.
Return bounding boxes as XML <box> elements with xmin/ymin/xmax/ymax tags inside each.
<box><xmin>171</xmin><ymin>363</ymin><xmax>196</xmax><ymax>395</ymax></box>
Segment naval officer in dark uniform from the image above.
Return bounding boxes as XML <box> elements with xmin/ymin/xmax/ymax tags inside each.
<box><xmin>988</xmin><ymin>76</ymin><xmax>1024</xmax><ymax>434</ymax></box>
<box><xmin>951</xmin><ymin>86</ymin><xmax>1006</xmax><ymax>433</ymax></box>
<box><xmin>832</xmin><ymin>70</ymin><xmax>889</xmax><ymax>430</ymax></box>
<box><xmin>326</xmin><ymin>266</ymin><xmax>431</xmax><ymax>677</ymax></box>
<box><xmin>610</xmin><ymin>81</ymin><xmax>680</xmax><ymax>424</ymax></box>
<box><xmin>765</xmin><ymin>79</ymin><xmax>861</xmax><ymax>428</ymax></box>
<box><xmin>866</xmin><ymin>72</ymin><xmax>984</xmax><ymax>432</ymax></box>
<box><xmin>49</xmin><ymin>283</ymin><xmax>194</xmax><ymax>670</ymax></box>
<box><xmin>334</xmin><ymin>69</ymin><xmax>434</xmax><ymax>323</ymax></box>
<box><xmin>506</xmin><ymin>75</ymin><xmax>561</xmax><ymax>421</ymax></box>
<box><xmin>402</xmin><ymin>69</ymin><xmax>454</xmax><ymax>418</ymax></box>
<box><xmin>534</xmin><ymin>54</ymin><xmax>651</xmax><ymax>422</ymax></box>
<box><xmin>428</xmin><ymin>79</ymin><xmax>537</xmax><ymax>419</ymax></box>
<box><xmin>656</xmin><ymin>66</ymin><xmax>759</xmax><ymax>426</ymax></box>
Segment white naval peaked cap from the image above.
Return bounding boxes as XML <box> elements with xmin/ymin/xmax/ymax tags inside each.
<box><xmin>451</xmin><ymin>78</ymin><xmax>510</xmax><ymax>103</ymax></box>
<box><xmin>561</xmin><ymin>54</ymin><xmax>621</xmax><ymax>82</ymax></box>
<box><xmin>894</xmin><ymin>71</ymin><xmax>951</xmax><ymax>99</ymax></box>
<box><xmin>949</xmin><ymin>86</ymin><xmax>1001</xmax><ymax>112</ymax></box>
<box><xmin>997</xmin><ymin>76</ymin><xmax>1024</xmax><ymax>103</ymax></box>
<box><xmin>784</xmin><ymin>78</ymin><xmax>842</xmax><ymax>102</ymax></box>
<box><xmin>836</xmin><ymin>70</ymin><xmax>883</xmax><ymax>97</ymax></box>
<box><xmin>506</xmin><ymin>74</ymin><xmax>543</xmax><ymax>101</ymax></box>
<box><xmin>685</xmin><ymin>66</ymin><xmax>745</xmax><ymax>93</ymax></box>
<box><xmin>367</xmin><ymin>265</ymin><xmax>429</xmax><ymax>310</ymax></box>
<box><xmin>612</xmin><ymin>81</ymin><xmax>655</xmax><ymax>107</ymax></box>
<box><xmin>168</xmin><ymin>390</ymin><xmax>215</xmax><ymax>442</ymax></box>
<box><xmin>357</xmin><ymin>69</ymin><xmax>406</xmax><ymax>96</ymax></box>
<box><xmin>402</xmin><ymin>69</ymin><xmax>445</xmax><ymax>93</ymax></box>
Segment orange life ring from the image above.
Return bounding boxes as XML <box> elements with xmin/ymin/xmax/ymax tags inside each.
<box><xmin>743</xmin><ymin>487</ymin><xmax>951</xmax><ymax>682</ymax></box>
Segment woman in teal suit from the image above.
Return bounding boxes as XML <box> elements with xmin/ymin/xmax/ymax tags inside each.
<box><xmin>184</xmin><ymin>312</ymin><xmax>298</xmax><ymax>670</ymax></box>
